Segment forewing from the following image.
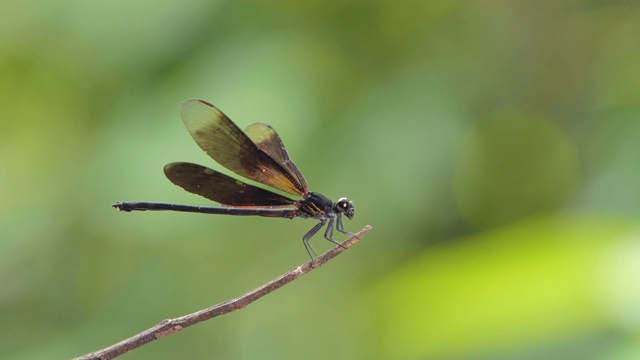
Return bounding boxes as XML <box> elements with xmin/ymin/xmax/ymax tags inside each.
<box><xmin>244</xmin><ymin>122</ymin><xmax>308</xmax><ymax>192</ymax></box>
<box><xmin>164</xmin><ymin>162</ymin><xmax>296</xmax><ymax>206</ymax></box>
<box><xmin>179</xmin><ymin>99</ymin><xmax>305</xmax><ymax>196</ymax></box>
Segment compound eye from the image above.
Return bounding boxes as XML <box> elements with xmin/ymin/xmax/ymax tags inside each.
<box><xmin>337</xmin><ymin>198</ymin><xmax>349</xmax><ymax>212</ymax></box>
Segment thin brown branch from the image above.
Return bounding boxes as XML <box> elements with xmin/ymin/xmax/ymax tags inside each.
<box><xmin>74</xmin><ymin>225</ymin><xmax>372</xmax><ymax>360</ymax></box>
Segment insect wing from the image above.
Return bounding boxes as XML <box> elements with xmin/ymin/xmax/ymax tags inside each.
<box><xmin>179</xmin><ymin>99</ymin><xmax>306</xmax><ymax>196</ymax></box>
<box><xmin>244</xmin><ymin>122</ymin><xmax>308</xmax><ymax>192</ymax></box>
<box><xmin>164</xmin><ymin>162</ymin><xmax>296</xmax><ymax>206</ymax></box>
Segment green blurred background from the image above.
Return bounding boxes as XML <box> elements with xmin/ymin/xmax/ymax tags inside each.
<box><xmin>2</xmin><ymin>1</ymin><xmax>640</xmax><ymax>359</ymax></box>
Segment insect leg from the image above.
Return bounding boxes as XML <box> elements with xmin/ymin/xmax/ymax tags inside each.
<box><xmin>303</xmin><ymin>219</ymin><xmax>326</xmax><ymax>260</ymax></box>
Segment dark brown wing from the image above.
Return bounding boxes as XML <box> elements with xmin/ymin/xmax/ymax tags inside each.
<box><xmin>179</xmin><ymin>99</ymin><xmax>306</xmax><ymax>196</ymax></box>
<box><xmin>244</xmin><ymin>122</ymin><xmax>308</xmax><ymax>192</ymax></box>
<box><xmin>164</xmin><ymin>162</ymin><xmax>296</xmax><ymax>206</ymax></box>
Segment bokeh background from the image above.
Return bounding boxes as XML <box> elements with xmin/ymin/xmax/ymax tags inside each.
<box><xmin>2</xmin><ymin>1</ymin><xmax>640</xmax><ymax>359</ymax></box>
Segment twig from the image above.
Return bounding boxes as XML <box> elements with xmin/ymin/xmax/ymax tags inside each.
<box><xmin>74</xmin><ymin>225</ymin><xmax>372</xmax><ymax>360</ymax></box>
